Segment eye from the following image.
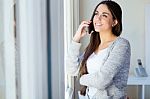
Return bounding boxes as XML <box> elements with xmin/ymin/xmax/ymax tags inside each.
<box><xmin>94</xmin><ymin>11</ymin><xmax>98</xmax><ymax>15</ymax></box>
<box><xmin>102</xmin><ymin>14</ymin><xmax>108</xmax><ymax>18</ymax></box>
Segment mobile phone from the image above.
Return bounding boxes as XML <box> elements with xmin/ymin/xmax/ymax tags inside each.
<box><xmin>87</xmin><ymin>21</ymin><xmax>94</xmax><ymax>34</ymax></box>
<box><xmin>84</xmin><ymin>26</ymin><xmax>89</xmax><ymax>34</ymax></box>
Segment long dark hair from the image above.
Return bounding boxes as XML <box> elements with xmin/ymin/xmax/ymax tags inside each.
<box><xmin>79</xmin><ymin>0</ymin><xmax>122</xmax><ymax>95</ymax></box>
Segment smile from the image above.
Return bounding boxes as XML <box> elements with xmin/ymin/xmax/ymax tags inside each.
<box><xmin>95</xmin><ymin>23</ymin><xmax>103</xmax><ymax>26</ymax></box>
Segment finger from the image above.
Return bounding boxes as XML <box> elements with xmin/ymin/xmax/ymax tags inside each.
<box><xmin>87</xmin><ymin>20</ymin><xmax>92</xmax><ymax>23</ymax></box>
<box><xmin>81</xmin><ymin>20</ymin><xmax>91</xmax><ymax>25</ymax></box>
<box><xmin>83</xmin><ymin>24</ymin><xmax>89</xmax><ymax>27</ymax></box>
<box><xmin>78</xmin><ymin>24</ymin><xmax>89</xmax><ymax>30</ymax></box>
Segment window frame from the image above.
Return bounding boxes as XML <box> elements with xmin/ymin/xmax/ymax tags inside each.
<box><xmin>64</xmin><ymin>0</ymin><xmax>79</xmax><ymax>99</ymax></box>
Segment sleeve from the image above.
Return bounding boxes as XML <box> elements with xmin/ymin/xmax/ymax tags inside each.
<box><xmin>80</xmin><ymin>39</ymin><xmax>131</xmax><ymax>90</ymax></box>
<box><xmin>66</xmin><ymin>40</ymin><xmax>82</xmax><ymax>76</ymax></box>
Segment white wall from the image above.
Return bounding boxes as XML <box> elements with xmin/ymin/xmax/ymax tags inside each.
<box><xmin>116</xmin><ymin>0</ymin><xmax>150</xmax><ymax>75</ymax></box>
<box><xmin>145</xmin><ymin>4</ymin><xmax>150</xmax><ymax>99</ymax></box>
<box><xmin>79</xmin><ymin>0</ymin><xmax>150</xmax><ymax>99</ymax></box>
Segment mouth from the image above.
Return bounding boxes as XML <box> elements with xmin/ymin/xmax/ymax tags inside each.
<box><xmin>95</xmin><ymin>23</ymin><xmax>103</xmax><ymax>26</ymax></box>
<box><xmin>94</xmin><ymin>23</ymin><xmax>103</xmax><ymax>32</ymax></box>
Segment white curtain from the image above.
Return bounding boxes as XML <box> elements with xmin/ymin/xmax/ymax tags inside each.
<box><xmin>17</xmin><ymin>0</ymin><xmax>48</xmax><ymax>99</ymax></box>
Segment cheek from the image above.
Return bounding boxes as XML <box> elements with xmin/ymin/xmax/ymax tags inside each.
<box><xmin>93</xmin><ymin>17</ymin><xmax>97</xmax><ymax>26</ymax></box>
<box><xmin>93</xmin><ymin>16</ymin><xmax>97</xmax><ymax>23</ymax></box>
<box><xmin>105</xmin><ymin>19</ymin><xmax>113</xmax><ymax>26</ymax></box>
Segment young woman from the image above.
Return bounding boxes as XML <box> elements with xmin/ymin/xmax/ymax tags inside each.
<box><xmin>66</xmin><ymin>0</ymin><xmax>131</xmax><ymax>99</ymax></box>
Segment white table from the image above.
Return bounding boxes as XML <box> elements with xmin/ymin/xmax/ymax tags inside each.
<box><xmin>127</xmin><ymin>76</ymin><xmax>150</xmax><ymax>99</ymax></box>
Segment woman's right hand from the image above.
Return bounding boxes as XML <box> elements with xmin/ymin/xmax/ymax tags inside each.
<box><xmin>73</xmin><ymin>20</ymin><xmax>91</xmax><ymax>43</ymax></box>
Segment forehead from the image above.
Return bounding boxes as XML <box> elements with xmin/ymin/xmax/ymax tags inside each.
<box><xmin>96</xmin><ymin>4</ymin><xmax>111</xmax><ymax>14</ymax></box>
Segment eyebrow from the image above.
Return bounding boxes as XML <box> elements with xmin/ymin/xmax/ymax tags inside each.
<box><xmin>102</xmin><ymin>12</ymin><xmax>110</xmax><ymax>15</ymax></box>
<box><xmin>95</xmin><ymin>11</ymin><xmax>110</xmax><ymax>15</ymax></box>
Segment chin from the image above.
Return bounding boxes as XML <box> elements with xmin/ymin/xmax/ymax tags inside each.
<box><xmin>94</xmin><ymin>29</ymin><xmax>100</xmax><ymax>32</ymax></box>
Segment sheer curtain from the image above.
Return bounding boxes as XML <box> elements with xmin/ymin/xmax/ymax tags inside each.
<box><xmin>17</xmin><ymin>0</ymin><xmax>48</xmax><ymax>98</ymax></box>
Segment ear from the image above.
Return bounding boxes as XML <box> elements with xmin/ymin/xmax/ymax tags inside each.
<box><xmin>112</xmin><ymin>19</ymin><xmax>118</xmax><ymax>27</ymax></box>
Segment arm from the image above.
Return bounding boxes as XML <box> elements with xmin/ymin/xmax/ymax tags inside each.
<box><xmin>80</xmin><ymin>39</ymin><xmax>131</xmax><ymax>89</ymax></box>
<box><xmin>66</xmin><ymin>41</ymin><xmax>82</xmax><ymax>76</ymax></box>
<box><xmin>66</xmin><ymin>21</ymin><xmax>91</xmax><ymax>76</ymax></box>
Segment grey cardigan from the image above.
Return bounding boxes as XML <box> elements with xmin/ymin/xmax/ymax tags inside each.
<box><xmin>66</xmin><ymin>37</ymin><xmax>131</xmax><ymax>99</ymax></box>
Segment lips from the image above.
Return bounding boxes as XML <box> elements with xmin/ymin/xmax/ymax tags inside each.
<box><xmin>95</xmin><ymin>23</ymin><xmax>103</xmax><ymax>26</ymax></box>
<box><xmin>94</xmin><ymin>23</ymin><xmax>103</xmax><ymax>32</ymax></box>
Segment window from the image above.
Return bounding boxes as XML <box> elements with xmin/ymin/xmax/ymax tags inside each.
<box><xmin>64</xmin><ymin>0</ymin><xmax>79</xmax><ymax>99</ymax></box>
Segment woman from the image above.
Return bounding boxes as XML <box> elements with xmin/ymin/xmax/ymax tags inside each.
<box><xmin>66</xmin><ymin>0</ymin><xmax>131</xmax><ymax>99</ymax></box>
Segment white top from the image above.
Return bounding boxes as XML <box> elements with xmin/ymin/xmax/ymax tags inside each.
<box><xmin>87</xmin><ymin>48</ymin><xmax>108</xmax><ymax>98</ymax></box>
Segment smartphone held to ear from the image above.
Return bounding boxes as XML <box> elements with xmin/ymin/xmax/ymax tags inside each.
<box><xmin>84</xmin><ymin>26</ymin><xmax>89</xmax><ymax>34</ymax></box>
<box><xmin>84</xmin><ymin>21</ymin><xmax>93</xmax><ymax>34</ymax></box>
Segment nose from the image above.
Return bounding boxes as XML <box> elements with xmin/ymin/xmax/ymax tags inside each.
<box><xmin>95</xmin><ymin>14</ymin><xmax>102</xmax><ymax>21</ymax></box>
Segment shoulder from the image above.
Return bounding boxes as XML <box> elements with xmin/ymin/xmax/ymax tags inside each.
<box><xmin>109</xmin><ymin>37</ymin><xmax>131</xmax><ymax>54</ymax></box>
<box><xmin>117</xmin><ymin>37</ymin><xmax>130</xmax><ymax>45</ymax></box>
<box><xmin>115</xmin><ymin>37</ymin><xmax>130</xmax><ymax>48</ymax></box>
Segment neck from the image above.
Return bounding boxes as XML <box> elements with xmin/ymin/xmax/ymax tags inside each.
<box><xmin>99</xmin><ymin>31</ymin><xmax>117</xmax><ymax>45</ymax></box>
